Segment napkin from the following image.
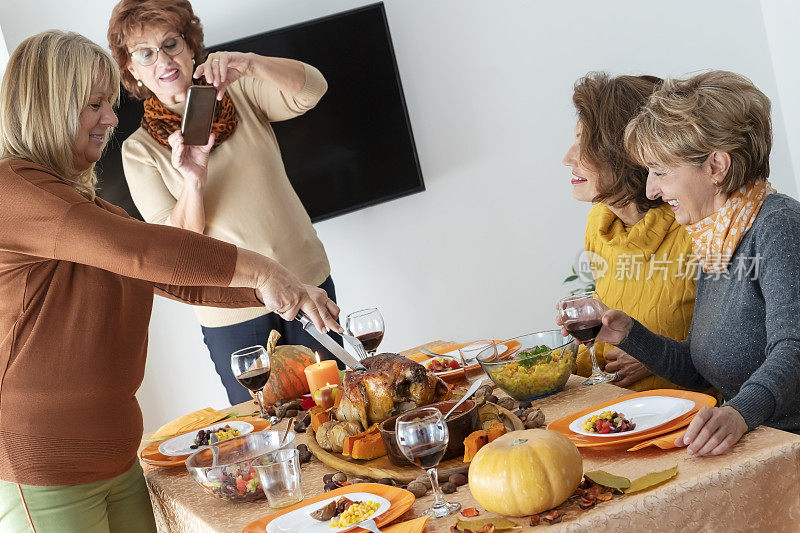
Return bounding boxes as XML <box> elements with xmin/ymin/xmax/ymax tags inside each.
<box><xmin>150</xmin><ymin>407</ymin><xmax>229</xmax><ymax>441</ymax></box>
<box><xmin>383</xmin><ymin>516</ymin><xmax>430</xmax><ymax>533</ymax></box>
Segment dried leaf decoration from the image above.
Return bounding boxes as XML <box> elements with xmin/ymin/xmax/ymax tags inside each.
<box><xmin>454</xmin><ymin>516</ymin><xmax>521</xmax><ymax>531</ymax></box>
<box><xmin>625</xmin><ymin>465</ymin><xmax>679</xmax><ymax>494</ymax></box>
<box><xmin>584</xmin><ymin>470</ymin><xmax>631</xmax><ymax>491</ymax></box>
<box><xmin>461</xmin><ymin>507</ymin><xmax>480</xmax><ymax>518</ymax></box>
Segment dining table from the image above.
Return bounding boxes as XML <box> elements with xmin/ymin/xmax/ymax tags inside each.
<box><xmin>140</xmin><ymin>341</ymin><xmax>800</xmax><ymax>533</ymax></box>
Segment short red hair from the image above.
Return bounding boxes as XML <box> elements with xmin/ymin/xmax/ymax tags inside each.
<box><xmin>107</xmin><ymin>0</ymin><xmax>205</xmax><ymax>100</ymax></box>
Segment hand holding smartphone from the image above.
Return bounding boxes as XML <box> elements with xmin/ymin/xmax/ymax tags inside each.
<box><xmin>181</xmin><ymin>85</ymin><xmax>217</xmax><ymax>145</ymax></box>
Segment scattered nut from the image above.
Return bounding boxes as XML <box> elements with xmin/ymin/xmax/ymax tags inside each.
<box><xmin>497</xmin><ymin>397</ymin><xmax>516</xmax><ymax>411</ymax></box>
<box><xmin>301</xmin><ymin>412</ymin><xmax>311</xmax><ymax>425</ymax></box>
<box><xmin>414</xmin><ymin>474</ymin><xmax>432</xmax><ymax>489</ymax></box>
<box><xmin>486</xmin><ymin>394</ymin><xmax>499</xmax><ymax>404</ymax></box>
<box><xmin>297</xmin><ymin>444</ymin><xmax>309</xmax><ymax>453</ymax></box>
<box><xmin>440</xmin><ymin>482</ymin><xmax>457</xmax><ymax>494</ymax></box>
<box><xmin>407</xmin><ymin>481</ymin><xmax>428</xmax><ymax>498</ymax></box>
<box><xmin>323</xmin><ymin>473</ymin><xmax>335</xmax><ymax>484</ymax></box>
<box><xmin>294</xmin><ymin>421</ymin><xmax>307</xmax><ymax>433</ymax></box>
<box><xmin>332</xmin><ymin>472</ymin><xmax>347</xmax><ymax>484</ymax></box>
<box><xmin>519</xmin><ymin>401</ymin><xmax>532</xmax><ymax>410</ymax></box>
<box><xmin>298</xmin><ymin>450</ymin><xmax>312</xmax><ymax>464</ymax></box>
<box><xmin>324</xmin><ymin>481</ymin><xmax>338</xmax><ymax>492</ymax></box>
<box><xmin>377</xmin><ymin>478</ymin><xmax>396</xmax><ymax>486</ymax></box>
<box><xmin>449</xmin><ymin>473</ymin><xmax>467</xmax><ymax>486</ymax></box>
<box><xmin>286</xmin><ymin>409</ymin><xmax>299</xmax><ymax>418</ymax></box>
<box><xmin>525</xmin><ymin>418</ymin><xmax>542</xmax><ymax>429</ymax></box>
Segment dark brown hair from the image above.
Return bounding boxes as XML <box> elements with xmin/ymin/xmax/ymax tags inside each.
<box><xmin>107</xmin><ymin>0</ymin><xmax>205</xmax><ymax>100</ymax></box>
<box><xmin>572</xmin><ymin>72</ymin><xmax>664</xmax><ymax>212</ymax></box>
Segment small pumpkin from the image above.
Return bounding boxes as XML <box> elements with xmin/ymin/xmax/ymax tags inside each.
<box><xmin>261</xmin><ymin>331</ymin><xmax>317</xmax><ymax>404</ymax></box>
<box><xmin>468</xmin><ymin>429</ymin><xmax>582</xmax><ymax>517</ymax></box>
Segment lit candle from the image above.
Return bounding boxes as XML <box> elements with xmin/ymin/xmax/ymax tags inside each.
<box><xmin>304</xmin><ymin>352</ymin><xmax>342</xmax><ymax>395</ymax></box>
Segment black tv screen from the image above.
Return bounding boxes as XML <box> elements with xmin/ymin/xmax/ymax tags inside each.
<box><xmin>96</xmin><ymin>2</ymin><xmax>424</xmax><ymax>222</ymax></box>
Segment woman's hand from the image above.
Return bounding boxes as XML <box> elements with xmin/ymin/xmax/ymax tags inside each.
<box><xmin>168</xmin><ymin>130</ymin><xmax>214</xmax><ymax>186</ymax></box>
<box><xmin>194</xmin><ymin>51</ymin><xmax>253</xmax><ymax>100</ymax></box>
<box><xmin>675</xmin><ymin>406</ymin><xmax>748</xmax><ymax>456</ymax></box>
<box><xmin>556</xmin><ymin>303</ymin><xmax>634</xmax><ymax>345</ymax></box>
<box><xmin>604</xmin><ymin>348</ymin><xmax>651</xmax><ymax>387</ymax></box>
<box><xmin>256</xmin><ymin>270</ymin><xmax>342</xmax><ymax>335</ymax></box>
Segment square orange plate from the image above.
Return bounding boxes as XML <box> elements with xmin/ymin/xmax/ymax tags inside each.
<box><xmin>242</xmin><ymin>483</ymin><xmax>415</xmax><ymax>533</ymax></box>
<box><xmin>547</xmin><ymin>389</ymin><xmax>717</xmax><ymax>448</ymax></box>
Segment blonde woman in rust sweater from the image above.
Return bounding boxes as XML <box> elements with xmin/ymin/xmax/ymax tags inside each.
<box><xmin>0</xmin><ymin>31</ymin><xmax>341</xmax><ymax>531</ymax></box>
<box><xmin>108</xmin><ymin>0</ymin><xmax>339</xmax><ymax>405</ymax></box>
<box><xmin>562</xmin><ymin>72</ymin><xmax>696</xmax><ymax>390</ymax></box>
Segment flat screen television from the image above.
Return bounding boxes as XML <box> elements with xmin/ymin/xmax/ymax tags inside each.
<box><xmin>96</xmin><ymin>2</ymin><xmax>424</xmax><ymax>222</ymax></box>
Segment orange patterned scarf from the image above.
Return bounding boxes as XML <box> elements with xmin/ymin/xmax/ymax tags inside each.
<box><xmin>685</xmin><ymin>179</ymin><xmax>776</xmax><ymax>273</ymax></box>
<box><xmin>141</xmin><ymin>83</ymin><xmax>238</xmax><ymax>151</ymax></box>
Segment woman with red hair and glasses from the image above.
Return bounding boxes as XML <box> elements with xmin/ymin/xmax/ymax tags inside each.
<box><xmin>108</xmin><ymin>0</ymin><xmax>342</xmax><ymax>404</ymax></box>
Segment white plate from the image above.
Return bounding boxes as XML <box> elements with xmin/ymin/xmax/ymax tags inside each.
<box><xmin>158</xmin><ymin>421</ymin><xmax>254</xmax><ymax>456</ymax></box>
<box><xmin>569</xmin><ymin>396</ymin><xmax>695</xmax><ymax>437</ymax></box>
<box><xmin>266</xmin><ymin>492</ymin><xmax>391</xmax><ymax>533</ymax></box>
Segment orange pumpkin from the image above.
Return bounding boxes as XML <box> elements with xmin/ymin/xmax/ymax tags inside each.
<box><xmin>260</xmin><ymin>331</ymin><xmax>317</xmax><ymax>404</ymax></box>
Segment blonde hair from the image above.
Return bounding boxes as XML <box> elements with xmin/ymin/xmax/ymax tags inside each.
<box><xmin>0</xmin><ymin>30</ymin><xmax>120</xmax><ymax>199</ymax></box>
<box><xmin>624</xmin><ymin>70</ymin><xmax>772</xmax><ymax>195</ymax></box>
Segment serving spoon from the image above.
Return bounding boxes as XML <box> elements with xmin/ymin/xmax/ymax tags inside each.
<box><xmin>443</xmin><ymin>377</ymin><xmax>485</xmax><ymax>421</ymax></box>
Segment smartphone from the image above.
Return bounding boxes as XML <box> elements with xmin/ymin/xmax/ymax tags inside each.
<box><xmin>181</xmin><ymin>85</ymin><xmax>217</xmax><ymax>145</ymax></box>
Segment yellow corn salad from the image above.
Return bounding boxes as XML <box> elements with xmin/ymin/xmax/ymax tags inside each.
<box><xmin>329</xmin><ymin>501</ymin><xmax>380</xmax><ymax>528</ymax></box>
<box><xmin>213</xmin><ymin>427</ymin><xmax>241</xmax><ymax>441</ymax></box>
<box><xmin>582</xmin><ymin>411</ymin><xmax>615</xmax><ymax>432</ymax></box>
<box><xmin>488</xmin><ymin>350</ymin><xmax>572</xmax><ymax>399</ymax></box>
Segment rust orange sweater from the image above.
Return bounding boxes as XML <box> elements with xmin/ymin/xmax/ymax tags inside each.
<box><xmin>0</xmin><ymin>159</ymin><xmax>261</xmax><ymax>485</ymax></box>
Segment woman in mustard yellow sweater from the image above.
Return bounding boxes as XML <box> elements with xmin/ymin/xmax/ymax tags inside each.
<box><xmin>562</xmin><ymin>72</ymin><xmax>696</xmax><ymax>391</ymax></box>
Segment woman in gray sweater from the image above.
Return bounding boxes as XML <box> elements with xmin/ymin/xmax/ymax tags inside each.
<box><xmin>572</xmin><ymin>70</ymin><xmax>800</xmax><ymax>456</ymax></box>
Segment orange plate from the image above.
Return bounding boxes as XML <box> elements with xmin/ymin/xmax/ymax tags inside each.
<box><xmin>139</xmin><ymin>417</ymin><xmax>271</xmax><ymax>467</ymax></box>
<box><xmin>242</xmin><ymin>482</ymin><xmax>415</xmax><ymax>533</ymax></box>
<box><xmin>547</xmin><ymin>389</ymin><xmax>717</xmax><ymax>448</ymax></box>
<box><xmin>407</xmin><ymin>340</ymin><xmax>521</xmax><ymax>382</ymax></box>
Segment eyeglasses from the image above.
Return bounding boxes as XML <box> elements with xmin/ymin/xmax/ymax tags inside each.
<box><xmin>130</xmin><ymin>34</ymin><xmax>185</xmax><ymax>66</ymax></box>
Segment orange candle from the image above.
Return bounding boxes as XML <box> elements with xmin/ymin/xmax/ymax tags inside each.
<box><xmin>304</xmin><ymin>352</ymin><xmax>342</xmax><ymax>395</ymax></box>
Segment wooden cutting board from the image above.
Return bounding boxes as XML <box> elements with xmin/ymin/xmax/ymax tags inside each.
<box><xmin>305</xmin><ymin>405</ymin><xmax>524</xmax><ymax>483</ymax></box>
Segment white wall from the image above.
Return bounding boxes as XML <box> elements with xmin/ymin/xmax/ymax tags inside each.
<box><xmin>1</xmin><ymin>1</ymin><xmax>797</xmax><ymax>431</ymax></box>
<box><xmin>761</xmin><ymin>0</ymin><xmax>800</xmax><ymax>195</ymax></box>
<box><xmin>0</xmin><ymin>23</ymin><xmax>8</xmax><ymax>78</ymax></box>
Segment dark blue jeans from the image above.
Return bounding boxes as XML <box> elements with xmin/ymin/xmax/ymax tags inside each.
<box><xmin>201</xmin><ymin>276</ymin><xmax>343</xmax><ymax>404</ymax></box>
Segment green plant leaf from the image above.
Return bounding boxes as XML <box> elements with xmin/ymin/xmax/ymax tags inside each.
<box><xmin>584</xmin><ymin>470</ymin><xmax>631</xmax><ymax>490</ymax></box>
<box><xmin>564</xmin><ymin>275</ymin><xmax>579</xmax><ymax>282</ymax></box>
<box><xmin>625</xmin><ymin>465</ymin><xmax>678</xmax><ymax>494</ymax></box>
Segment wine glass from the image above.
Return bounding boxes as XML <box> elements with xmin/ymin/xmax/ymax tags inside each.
<box><xmin>231</xmin><ymin>345</ymin><xmax>272</xmax><ymax>418</ymax></box>
<box><xmin>345</xmin><ymin>308</ymin><xmax>385</xmax><ymax>356</ymax></box>
<box><xmin>395</xmin><ymin>408</ymin><xmax>461</xmax><ymax>518</ymax></box>
<box><xmin>557</xmin><ymin>292</ymin><xmax>618</xmax><ymax>386</ymax></box>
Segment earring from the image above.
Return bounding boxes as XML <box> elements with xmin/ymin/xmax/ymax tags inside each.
<box><xmin>136</xmin><ymin>79</ymin><xmax>143</xmax><ymax>87</ymax></box>
<box><xmin>192</xmin><ymin>58</ymin><xmax>195</xmax><ymax>65</ymax></box>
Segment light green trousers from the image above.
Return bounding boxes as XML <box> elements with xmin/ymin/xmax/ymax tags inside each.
<box><xmin>0</xmin><ymin>461</ymin><xmax>157</xmax><ymax>533</ymax></box>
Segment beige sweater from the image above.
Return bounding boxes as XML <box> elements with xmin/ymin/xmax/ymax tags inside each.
<box><xmin>122</xmin><ymin>64</ymin><xmax>331</xmax><ymax>327</ymax></box>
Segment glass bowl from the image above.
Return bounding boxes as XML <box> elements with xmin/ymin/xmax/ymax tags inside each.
<box><xmin>185</xmin><ymin>430</ymin><xmax>296</xmax><ymax>501</ymax></box>
<box><xmin>477</xmin><ymin>330</ymin><xmax>577</xmax><ymax>401</ymax></box>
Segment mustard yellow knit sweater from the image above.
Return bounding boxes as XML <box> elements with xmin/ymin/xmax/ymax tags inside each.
<box><xmin>579</xmin><ymin>203</ymin><xmax>696</xmax><ymax>391</ymax></box>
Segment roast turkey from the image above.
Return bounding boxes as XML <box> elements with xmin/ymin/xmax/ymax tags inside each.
<box><xmin>336</xmin><ymin>353</ymin><xmax>451</xmax><ymax>429</ymax></box>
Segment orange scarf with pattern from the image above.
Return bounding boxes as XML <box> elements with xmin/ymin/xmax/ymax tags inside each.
<box><xmin>685</xmin><ymin>178</ymin><xmax>776</xmax><ymax>273</ymax></box>
<box><xmin>141</xmin><ymin>85</ymin><xmax>238</xmax><ymax>151</ymax></box>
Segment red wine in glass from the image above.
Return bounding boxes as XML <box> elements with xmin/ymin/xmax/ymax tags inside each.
<box><xmin>565</xmin><ymin>320</ymin><xmax>602</xmax><ymax>343</ymax></box>
<box><xmin>235</xmin><ymin>366</ymin><xmax>271</xmax><ymax>392</ymax></box>
<box><xmin>356</xmin><ymin>331</ymin><xmax>384</xmax><ymax>352</ymax></box>
<box><xmin>404</xmin><ymin>442</ymin><xmax>447</xmax><ymax>469</ymax></box>
<box><xmin>557</xmin><ymin>293</ymin><xmax>617</xmax><ymax>386</ymax></box>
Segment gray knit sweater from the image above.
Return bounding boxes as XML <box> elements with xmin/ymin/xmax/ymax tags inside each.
<box><xmin>618</xmin><ymin>193</ymin><xmax>800</xmax><ymax>433</ymax></box>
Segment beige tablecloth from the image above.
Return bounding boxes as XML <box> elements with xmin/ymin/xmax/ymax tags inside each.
<box><xmin>141</xmin><ymin>342</ymin><xmax>800</xmax><ymax>533</ymax></box>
